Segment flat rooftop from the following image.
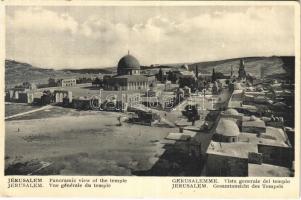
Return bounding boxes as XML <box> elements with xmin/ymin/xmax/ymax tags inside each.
<box><xmin>165</xmin><ymin>130</ymin><xmax>197</xmax><ymax>141</ymax></box>
<box><xmin>206</xmin><ymin>140</ymin><xmax>257</xmax><ymax>158</ymax></box>
<box><xmin>242</xmin><ymin>120</ymin><xmax>266</xmax><ymax>128</ymax></box>
<box><xmin>228</xmin><ymin>101</ymin><xmax>257</xmax><ymax>111</ymax></box>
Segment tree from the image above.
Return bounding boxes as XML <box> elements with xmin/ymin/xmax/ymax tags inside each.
<box><xmin>48</xmin><ymin>78</ymin><xmax>57</xmax><ymax>87</ymax></box>
<box><xmin>211</xmin><ymin>68</ymin><xmax>216</xmax><ymax>82</ymax></box>
<box><xmin>156</xmin><ymin>67</ymin><xmax>164</xmax><ymax>82</ymax></box>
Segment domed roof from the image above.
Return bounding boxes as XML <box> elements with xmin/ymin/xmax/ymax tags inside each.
<box><xmin>216</xmin><ymin>118</ymin><xmax>240</xmax><ymax>137</ymax></box>
<box><xmin>181</xmin><ymin>64</ymin><xmax>189</xmax><ymax>70</ymax></box>
<box><xmin>250</xmin><ymin>115</ymin><xmax>257</xmax><ymax>121</ymax></box>
<box><xmin>117</xmin><ymin>54</ymin><xmax>140</xmax><ymax>70</ymax></box>
<box><xmin>177</xmin><ymin>88</ymin><xmax>184</xmax><ymax>93</ymax></box>
<box><xmin>224</xmin><ymin>108</ymin><xmax>239</xmax><ymax>115</ymax></box>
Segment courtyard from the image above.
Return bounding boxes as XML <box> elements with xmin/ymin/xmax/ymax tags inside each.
<box><xmin>5</xmin><ymin>106</ymin><xmax>179</xmax><ymax>175</ymax></box>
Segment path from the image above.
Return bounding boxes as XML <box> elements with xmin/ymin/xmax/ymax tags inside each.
<box><xmin>5</xmin><ymin>105</ymin><xmax>53</xmax><ymax>120</ymax></box>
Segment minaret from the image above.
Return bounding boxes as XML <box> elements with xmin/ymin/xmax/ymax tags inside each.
<box><xmin>230</xmin><ymin>66</ymin><xmax>233</xmax><ymax>77</ymax></box>
<box><xmin>195</xmin><ymin>65</ymin><xmax>199</xmax><ymax>78</ymax></box>
<box><xmin>260</xmin><ymin>66</ymin><xmax>264</xmax><ymax>79</ymax></box>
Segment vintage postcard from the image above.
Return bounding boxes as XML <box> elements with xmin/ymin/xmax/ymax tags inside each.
<box><xmin>0</xmin><ymin>0</ymin><xmax>300</xmax><ymax>198</ymax></box>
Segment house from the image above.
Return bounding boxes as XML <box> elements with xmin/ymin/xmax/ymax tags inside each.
<box><xmin>57</xmin><ymin>78</ymin><xmax>77</xmax><ymax>87</ymax></box>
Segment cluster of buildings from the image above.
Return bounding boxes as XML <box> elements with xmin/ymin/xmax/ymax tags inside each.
<box><xmin>161</xmin><ymin>59</ymin><xmax>294</xmax><ymax>177</ymax></box>
<box><xmin>211</xmin><ymin>62</ymin><xmax>294</xmax><ymax>177</ymax></box>
<box><xmin>5</xmin><ymin>53</ymin><xmax>295</xmax><ymax>177</ymax></box>
<box><xmin>5</xmin><ymin>54</ymin><xmax>193</xmax><ymax>119</ymax></box>
<box><xmin>206</xmin><ymin>107</ymin><xmax>293</xmax><ymax>176</ymax></box>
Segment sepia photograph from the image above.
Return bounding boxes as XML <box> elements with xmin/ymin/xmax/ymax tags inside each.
<box><xmin>4</xmin><ymin>4</ymin><xmax>297</xmax><ymax>179</ymax></box>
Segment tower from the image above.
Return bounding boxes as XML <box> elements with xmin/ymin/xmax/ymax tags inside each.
<box><xmin>260</xmin><ymin>66</ymin><xmax>264</xmax><ymax>79</ymax></box>
<box><xmin>195</xmin><ymin>65</ymin><xmax>199</xmax><ymax>78</ymax></box>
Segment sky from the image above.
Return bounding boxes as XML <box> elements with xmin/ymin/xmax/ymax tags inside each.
<box><xmin>6</xmin><ymin>5</ymin><xmax>295</xmax><ymax>69</ymax></box>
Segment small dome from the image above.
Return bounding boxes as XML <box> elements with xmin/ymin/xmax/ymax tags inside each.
<box><xmin>273</xmin><ymin>102</ymin><xmax>287</xmax><ymax>107</ymax></box>
<box><xmin>216</xmin><ymin>118</ymin><xmax>240</xmax><ymax>137</ymax></box>
<box><xmin>117</xmin><ymin>54</ymin><xmax>140</xmax><ymax>70</ymax></box>
<box><xmin>224</xmin><ymin>108</ymin><xmax>239</xmax><ymax>115</ymax></box>
<box><xmin>250</xmin><ymin>115</ymin><xmax>257</xmax><ymax>121</ymax></box>
<box><xmin>181</xmin><ymin>64</ymin><xmax>189</xmax><ymax>70</ymax></box>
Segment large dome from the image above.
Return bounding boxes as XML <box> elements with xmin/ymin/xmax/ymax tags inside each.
<box><xmin>117</xmin><ymin>54</ymin><xmax>140</xmax><ymax>70</ymax></box>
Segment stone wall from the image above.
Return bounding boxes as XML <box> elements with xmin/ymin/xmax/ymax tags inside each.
<box><xmin>206</xmin><ymin>154</ymin><xmax>248</xmax><ymax>176</ymax></box>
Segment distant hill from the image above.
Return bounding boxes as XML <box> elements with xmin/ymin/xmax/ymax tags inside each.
<box><xmin>61</xmin><ymin>67</ymin><xmax>116</xmax><ymax>75</ymax></box>
<box><xmin>5</xmin><ymin>60</ymin><xmax>81</xmax><ymax>87</ymax></box>
<box><xmin>188</xmin><ymin>56</ymin><xmax>294</xmax><ymax>78</ymax></box>
<box><xmin>5</xmin><ymin>56</ymin><xmax>294</xmax><ymax>86</ymax></box>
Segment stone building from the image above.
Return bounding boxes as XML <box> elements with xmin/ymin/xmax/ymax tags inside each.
<box><xmin>53</xmin><ymin>90</ymin><xmax>73</xmax><ymax>104</ymax></box>
<box><xmin>5</xmin><ymin>88</ymin><xmax>35</xmax><ymax>103</ymax></box>
<box><xmin>49</xmin><ymin>78</ymin><xmax>77</xmax><ymax>87</ymax></box>
<box><xmin>58</xmin><ymin>78</ymin><xmax>77</xmax><ymax>87</ymax></box>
